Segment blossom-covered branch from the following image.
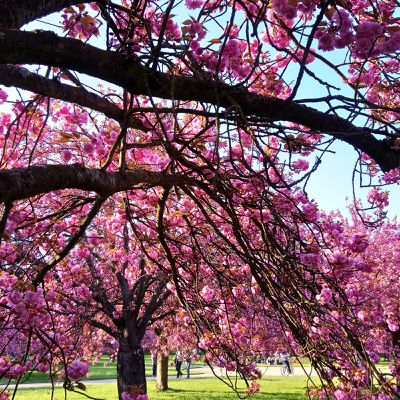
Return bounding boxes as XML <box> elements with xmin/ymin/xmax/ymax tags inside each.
<box><xmin>0</xmin><ymin>29</ymin><xmax>398</xmax><ymax>171</ymax></box>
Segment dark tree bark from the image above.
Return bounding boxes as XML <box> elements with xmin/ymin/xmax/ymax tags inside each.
<box><xmin>392</xmin><ymin>330</ymin><xmax>400</xmax><ymax>399</ymax></box>
<box><xmin>117</xmin><ymin>341</ymin><xmax>147</xmax><ymax>399</ymax></box>
<box><xmin>0</xmin><ymin>0</ymin><xmax>90</xmax><ymax>28</ymax></box>
<box><xmin>0</xmin><ymin>164</ymin><xmax>187</xmax><ymax>203</ymax></box>
<box><xmin>156</xmin><ymin>352</ymin><xmax>169</xmax><ymax>391</ymax></box>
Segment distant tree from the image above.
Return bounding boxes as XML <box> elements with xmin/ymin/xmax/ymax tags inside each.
<box><xmin>0</xmin><ymin>211</ymin><xmax>175</xmax><ymax>398</ymax></box>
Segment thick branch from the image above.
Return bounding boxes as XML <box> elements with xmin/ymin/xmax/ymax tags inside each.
<box><xmin>138</xmin><ymin>282</ymin><xmax>170</xmax><ymax>338</ymax></box>
<box><xmin>0</xmin><ymin>65</ymin><xmax>148</xmax><ymax>130</ymax></box>
<box><xmin>0</xmin><ymin>29</ymin><xmax>399</xmax><ymax>171</ymax></box>
<box><xmin>0</xmin><ymin>1</ymin><xmax>91</xmax><ymax>29</ymax></box>
<box><xmin>0</xmin><ymin>164</ymin><xmax>183</xmax><ymax>203</ymax></box>
<box><xmin>88</xmin><ymin>319</ymin><xmax>118</xmax><ymax>339</ymax></box>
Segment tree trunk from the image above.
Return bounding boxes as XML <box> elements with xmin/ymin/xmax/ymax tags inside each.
<box><xmin>392</xmin><ymin>330</ymin><xmax>400</xmax><ymax>399</ymax></box>
<box><xmin>117</xmin><ymin>343</ymin><xmax>147</xmax><ymax>400</ymax></box>
<box><xmin>156</xmin><ymin>352</ymin><xmax>169</xmax><ymax>391</ymax></box>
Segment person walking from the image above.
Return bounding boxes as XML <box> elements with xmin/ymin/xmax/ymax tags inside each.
<box><xmin>184</xmin><ymin>352</ymin><xmax>192</xmax><ymax>378</ymax></box>
<box><xmin>151</xmin><ymin>352</ymin><xmax>157</xmax><ymax>377</ymax></box>
<box><xmin>280</xmin><ymin>351</ymin><xmax>292</xmax><ymax>374</ymax></box>
<box><xmin>174</xmin><ymin>350</ymin><xmax>183</xmax><ymax>378</ymax></box>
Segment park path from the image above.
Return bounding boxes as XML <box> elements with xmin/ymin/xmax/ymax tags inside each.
<box><xmin>0</xmin><ymin>365</ymin><xmax>318</xmax><ymax>390</ymax></box>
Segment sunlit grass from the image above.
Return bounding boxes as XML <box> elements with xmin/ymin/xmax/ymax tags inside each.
<box><xmin>11</xmin><ymin>376</ymin><xmax>310</xmax><ymax>399</ymax></box>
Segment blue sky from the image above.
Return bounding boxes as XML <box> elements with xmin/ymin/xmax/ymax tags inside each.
<box><xmin>286</xmin><ymin>48</ymin><xmax>400</xmax><ymax>218</ymax></box>
<box><xmin>306</xmin><ymin>140</ymin><xmax>400</xmax><ymax>218</ymax></box>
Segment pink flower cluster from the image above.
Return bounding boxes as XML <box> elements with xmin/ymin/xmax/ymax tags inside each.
<box><xmin>0</xmin><ymin>89</ymin><xmax>7</xmax><ymax>104</ymax></box>
<box><xmin>316</xmin><ymin>10</ymin><xmax>354</xmax><ymax>51</ymax></box>
<box><xmin>66</xmin><ymin>360</ymin><xmax>89</xmax><ymax>380</ymax></box>
<box><xmin>334</xmin><ymin>388</ymin><xmax>359</xmax><ymax>400</ymax></box>
<box><xmin>316</xmin><ymin>287</ymin><xmax>332</xmax><ymax>305</ymax></box>
<box><xmin>6</xmin><ymin>288</ymin><xmax>50</xmax><ymax>329</ymax></box>
<box><xmin>271</xmin><ymin>0</ymin><xmax>298</xmax><ymax>20</ymax></box>
<box><xmin>62</xmin><ymin>6</ymin><xmax>99</xmax><ymax>40</ymax></box>
<box><xmin>0</xmin><ymin>357</ymin><xmax>32</xmax><ymax>379</ymax></box>
<box><xmin>315</xmin><ymin>10</ymin><xmax>400</xmax><ymax>59</ymax></box>
<box><xmin>151</xmin><ymin>12</ymin><xmax>181</xmax><ymax>41</ymax></box>
<box><xmin>201</xmin><ymin>286</ymin><xmax>215</xmax><ymax>302</ymax></box>
<box><xmin>185</xmin><ymin>0</ymin><xmax>203</xmax><ymax>9</ymax></box>
<box><xmin>291</xmin><ymin>159</ymin><xmax>309</xmax><ymax>172</ymax></box>
<box><xmin>367</xmin><ymin>188</ymin><xmax>389</xmax><ymax>208</ymax></box>
<box><xmin>353</xmin><ymin>21</ymin><xmax>384</xmax><ymax>59</ymax></box>
<box><xmin>0</xmin><ymin>272</ymin><xmax>17</xmax><ymax>291</ymax></box>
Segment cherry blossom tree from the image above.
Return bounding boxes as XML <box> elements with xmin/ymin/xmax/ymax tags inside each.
<box><xmin>1</xmin><ymin>0</ymin><xmax>400</xmax><ymax>399</ymax></box>
<box><xmin>0</xmin><ymin>206</ymin><xmax>176</xmax><ymax>399</ymax></box>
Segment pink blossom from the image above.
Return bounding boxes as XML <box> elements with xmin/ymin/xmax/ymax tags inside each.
<box><xmin>291</xmin><ymin>159</ymin><xmax>309</xmax><ymax>172</ymax></box>
<box><xmin>0</xmin><ymin>391</ymin><xmax>9</xmax><ymax>400</ymax></box>
<box><xmin>382</xmin><ymin>168</ymin><xmax>400</xmax><ymax>184</ymax></box>
<box><xmin>315</xmin><ymin>30</ymin><xmax>335</xmax><ymax>51</ymax></box>
<box><xmin>316</xmin><ymin>287</ymin><xmax>332</xmax><ymax>305</ymax></box>
<box><xmin>333</xmin><ymin>389</ymin><xmax>352</xmax><ymax>400</ymax></box>
<box><xmin>381</xmin><ymin>32</ymin><xmax>400</xmax><ymax>54</ymax></box>
<box><xmin>271</xmin><ymin>0</ymin><xmax>297</xmax><ymax>20</ymax></box>
<box><xmin>36</xmin><ymin>363</ymin><xmax>49</xmax><ymax>372</ymax></box>
<box><xmin>67</xmin><ymin>360</ymin><xmax>89</xmax><ymax>380</ymax></box>
<box><xmin>357</xmin><ymin>310</ymin><xmax>370</xmax><ymax>323</ymax></box>
<box><xmin>8</xmin><ymin>291</ymin><xmax>23</xmax><ymax>304</ymax></box>
<box><xmin>222</xmin><ymin>39</ymin><xmax>241</xmax><ymax>58</ymax></box>
<box><xmin>367</xmin><ymin>188</ymin><xmax>389</xmax><ymax>207</ymax></box>
<box><xmin>83</xmin><ymin>142</ymin><xmax>95</xmax><ymax>154</ymax></box>
<box><xmin>62</xmin><ymin>12</ymin><xmax>99</xmax><ymax>39</ymax></box>
<box><xmin>185</xmin><ymin>0</ymin><xmax>203</xmax><ymax>9</ymax></box>
<box><xmin>0</xmin><ymin>89</ymin><xmax>7</xmax><ymax>104</ymax></box>
<box><xmin>356</xmin><ymin>21</ymin><xmax>384</xmax><ymax>40</ymax></box>
<box><xmin>346</xmin><ymin>234</ymin><xmax>368</xmax><ymax>253</ymax></box>
<box><xmin>202</xmin><ymin>286</ymin><xmax>215</xmax><ymax>302</ymax></box>
<box><xmin>61</xmin><ymin>149</ymin><xmax>73</xmax><ymax>163</ymax></box>
<box><xmin>76</xmin><ymin>284</ymin><xmax>92</xmax><ymax>299</ymax></box>
<box><xmin>353</xmin><ymin>21</ymin><xmax>384</xmax><ymax>58</ymax></box>
<box><xmin>386</xmin><ymin>318</ymin><xmax>399</xmax><ymax>332</ymax></box>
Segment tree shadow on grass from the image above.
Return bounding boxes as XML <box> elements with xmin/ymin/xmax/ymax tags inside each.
<box><xmin>158</xmin><ymin>388</ymin><xmax>187</xmax><ymax>393</ymax></box>
<box><xmin>154</xmin><ymin>388</ymin><xmax>306</xmax><ymax>400</ymax></box>
<box><xmin>264</xmin><ymin>394</ymin><xmax>306</xmax><ymax>400</ymax></box>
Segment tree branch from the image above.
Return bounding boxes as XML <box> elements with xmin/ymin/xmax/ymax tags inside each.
<box><xmin>0</xmin><ymin>65</ymin><xmax>149</xmax><ymax>130</ymax></box>
<box><xmin>0</xmin><ymin>164</ymin><xmax>186</xmax><ymax>203</ymax></box>
<box><xmin>88</xmin><ymin>319</ymin><xmax>118</xmax><ymax>339</ymax></box>
<box><xmin>0</xmin><ymin>29</ymin><xmax>399</xmax><ymax>171</ymax></box>
<box><xmin>33</xmin><ymin>195</ymin><xmax>107</xmax><ymax>285</ymax></box>
<box><xmin>0</xmin><ymin>1</ymin><xmax>92</xmax><ymax>29</ymax></box>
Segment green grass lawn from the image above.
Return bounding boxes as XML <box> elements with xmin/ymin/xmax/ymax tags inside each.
<box><xmin>11</xmin><ymin>376</ymin><xmax>310</xmax><ymax>399</ymax></box>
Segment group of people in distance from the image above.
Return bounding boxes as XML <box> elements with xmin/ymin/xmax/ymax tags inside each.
<box><xmin>265</xmin><ymin>351</ymin><xmax>293</xmax><ymax>374</ymax></box>
<box><xmin>151</xmin><ymin>349</ymin><xmax>293</xmax><ymax>379</ymax></box>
